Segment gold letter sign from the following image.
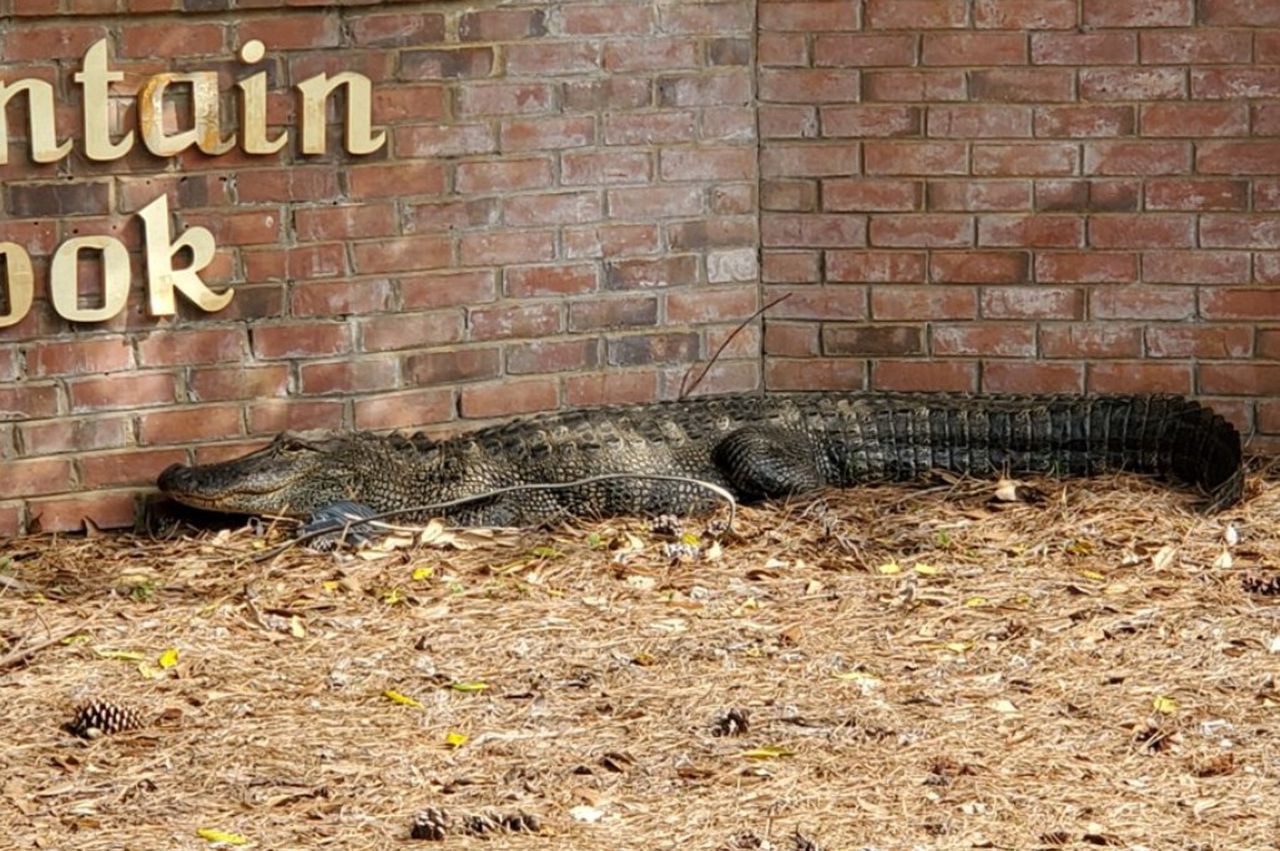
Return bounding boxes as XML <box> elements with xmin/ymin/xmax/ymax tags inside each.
<box><xmin>0</xmin><ymin>37</ymin><xmax>386</xmax><ymax>326</ymax></box>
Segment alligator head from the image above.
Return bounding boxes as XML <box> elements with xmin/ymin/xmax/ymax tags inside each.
<box><xmin>158</xmin><ymin>433</ymin><xmax>375</xmax><ymax>517</ymax></box>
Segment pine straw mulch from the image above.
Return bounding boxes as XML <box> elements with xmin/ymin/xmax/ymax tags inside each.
<box><xmin>2</xmin><ymin>472</ymin><xmax>1280</xmax><ymax>851</ymax></box>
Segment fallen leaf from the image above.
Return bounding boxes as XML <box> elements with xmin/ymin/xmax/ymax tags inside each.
<box><xmin>964</xmin><ymin>596</ymin><xmax>988</xmax><ymax>608</ymax></box>
<box><xmin>196</xmin><ymin>828</ymin><xmax>248</xmax><ymax>845</ymax></box>
<box><xmin>1151</xmin><ymin>545</ymin><xmax>1177</xmax><ymax>571</ymax></box>
<box><xmin>913</xmin><ymin>564</ymin><xmax>940</xmax><ymax>576</ymax></box>
<box><xmin>444</xmin><ymin>731</ymin><xmax>468</xmax><ymax>748</ymax></box>
<box><xmin>158</xmin><ymin>648</ymin><xmax>179</xmax><ymax>669</ymax></box>
<box><xmin>450</xmin><ymin>681</ymin><xmax>488</xmax><ymax>693</ymax></box>
<box><xmin>877</xmin><ymin>560</ymin><xmax>902</xmax><ymax>575</ymax></box>
<box><xmin>1153</xmin><ymin>695</ymin><xmax>1179</xmax><ymax>715</ymax></box>
<box><xmin>411</xmin><ymin>566</ymin><xmax>434</xmax><ymax>581</ymax></box>
<box><xmin>989</xmin><ymin>699</ymin><xmax>1020</xmax><ymax>716</ymax></box>
<box><xmin>383</xmin><ymin>689</ymin><xmax>423</xmax><ymax>709</ymax></box>
<box><xmin>288</xmin><ymin>616</ymin><xmax>306</xmax><ymax>638</ymax></box>
<box><xmin>739</xmin><ymin>746</ymin><xmax>794</xmax><ymax>759</ymax></box>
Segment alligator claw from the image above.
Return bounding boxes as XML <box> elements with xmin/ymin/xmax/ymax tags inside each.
<box><xmin>301</xmin><ymin>501</ymin><xmax>381</xmax><ymax>549</ymax></box>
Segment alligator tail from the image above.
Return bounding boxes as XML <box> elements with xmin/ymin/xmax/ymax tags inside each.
<box><xmin>841</xmin><ymin>394</ymin><xmax>1243</xmax><ymax>512</ymax></box>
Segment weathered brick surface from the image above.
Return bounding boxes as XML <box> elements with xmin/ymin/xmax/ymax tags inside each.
<box><xmin>759</xmin><ymin>0</ymin><xmax>1280</xmax><ymax>440</ymax></box>
<box><xmin>4</xmin><ymin>0</ymin><xmax>1280</xmax><ymax>534</ymax></box>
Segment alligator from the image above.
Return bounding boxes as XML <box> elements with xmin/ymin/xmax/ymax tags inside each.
<box><xmin>157</xmin><ymin>392</ymin><xmax>1244</xmax><ymax>528</ymax></box>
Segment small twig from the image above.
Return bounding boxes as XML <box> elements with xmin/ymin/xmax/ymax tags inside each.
<box><xmin>251</xmin><ymin>472</ymin><xmax>738</xmax><ymax>562</ymax></box>
<box><xmin>0</xmin><ymin>628</ymin><xmax>83</xmax><ymax>673</ymax></box>
<box><xmin>679</xmin><ymin>292</ymin><xmax>792</xmax><ymax>400</ymax></box>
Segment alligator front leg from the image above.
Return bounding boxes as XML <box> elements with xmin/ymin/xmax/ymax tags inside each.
<box><xmin>711</xmin><ymin>425</ymin><xmax>824</xmax><ymax>501</ymax></box>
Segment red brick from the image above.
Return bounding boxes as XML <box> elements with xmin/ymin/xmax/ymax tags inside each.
<box><xmin>824</xmin><ymin>324</ymin><xmax>925</xmax><ymax>356</ymax></box>
<box><xmin>764</xmin><ymin>322</ymin><xmax>820</xmax><ymax>357</ymax></box>
<box><xmin>861</xmin><ymin>71</ymin><xmax>968</xmax><ymax>102</ymax></box>
<box><xmin>299</xmin><ymin>359</ymin><xmax>400</xmax><ymax>396</ymax></box>
<box><xmin>821</xmin><ymin>105</ymin><xmax>922</xmax><ymax>137</ymax></box>
<box><xmin>973</xmin><ymin>143</ymin><xmax>1079</xmax><ymax>176</ymax></box>
<box><xmin>763</xmin><ymin>179</ymin><xmax>819</xmax><ymax>210</ymax></box>
<box><xmin>1089</xmin><ymin>215</ymin><xmax>1194</xmax><ymax>249</ymax></box>
<box><xmin>930</xmin><ymin>252</ymin><xmax>1029</xmax><ymax>284</ymax></box>
<box><xmin>607</xmin><ymin>332</ymin><xmax>699</xmax><ymax>367</ymax></box>
<box><xmin>660</xmin><ymin>147</ymin><xmax>756</xmax><ymax>181</ymax></box>
<box><xmin>923</xmin><ymin>32</ymin><xmax>1027</xmax><ymax>65</ymax></box>
<box><xmin>137</xmin><ymin>328</ymin><xmax>245</xmax><ymax>367</ymax></box>
<box><xmin>406</xmin><ymin>199</ymin><xmax>498</xmax><ymax>231</ymax></box>
<box><xmin>702</xmin><ymin>107</ymin><xmax>755</xmax><ymax>142</ymax></box>
<box><xmin>981</xmin><ymin>287</ymin><xmax>1083</xmax><ymax>319</ymax></box>
<box><xmin>118</xmin><ymin>21</ymin><xmax>224</xmax><ymax>57</ymax></box>
<box><xmin>0</xmin><ymin>457</ymin><xmax>73</xmax><ymax>499</ymax></box>
<box><xmin>1201</xmin><ymin>364</ymin><xmax>1280</xmax><ymax>396</ymax></box>
<box><xmin>1144</xmin><ymin>252</ymin><xmax>1250</xmax><ymax>285</ymax></box>
<box><xmin>1201</xmin><ymin>289</ymin><xmax>1280</xmax><ymax>320</ymax></box>
<box><xmin>762</xmin><ymin>213</ymin><xmax>868</xmax><ymax>248</ymax></box>
<box><xmin>872</xmin><ymin>286</ymin><xmax>976</xmax><ymax>320</ymax></box>
<box><xmin>461</xmin><ymin>379</ymin><xmax>559</xmax><ymax>419</ymax></box>
<box><xmin>506</xmin><ymin>339</ymin><xmax>600</xmax><ymax>375</ymax></box>
<box><xmin>983</xmin><ymin>361</ymin><xmax>1084</xmax><ymax>393</ymax></box>
<box><xmin>349</xmin><ymin>12</ymin><xmax>445</xmax><ymax>47</ymax></box>
<box><xmin>248</xmin><ymin>400</ymin><xmax>345</xmax><ymax>435</ymax></box>
<box><xmin>824</xmin><ymin>179</ymin><xmax>922</xmax><ymax>212</ymax></box>
<box><xmin>871</xmin><ymin>215</ymin><xmax>974</xmax><ymax>248</ymax></box>
<box><xmin>252</xmin><ymin>323</ymin><xmax>351</xmax><ymax>359</ymax></box>
<box><xmin>565</xmin><ymin>371</ymin><xmax>660</xmax><ymax>405</ymax></box>
<box><xmin>1258</xmin><ymin>329</ymin><xmax>1280</xmax><ymax>357</ymax></box>
<box><xmin>1200</xmin><ymin>0</ymin><xmax>1280</xmax><ymax>25</ymax></box>
<box><xmin>1254</xmin><ymin>181</ymin><xmax>1280</xmax><ymax>212</ymax></box>
<box><xmin>347</xmin><ymin>163</ymin><xmax>447</xmax><ymax>199</ymax></box>
<box><xmin>1256</xmin><ymin>253</ymin><xmax>1280</xmax><ymax>284</ymax></box>
<box><xmin>291</xmin><ymin>280</ymin><xmax>393</xmax><ymax>317</ymax></box>
<box><xmin>359</xmin><ymin>312</ymin><xmax>463</xmax><ymax>353</ymax></box>
<box><xmin>137</xmin><ymin>405</ymin><xmax>242</xmax><ymax>446</ymax></box>
<box><xmin>932</xmin><ymin>324</ymin><xmax>1036</xmax><ymax>357</ymax></box>
<box><xmin>762</xmin><ymin>251</ymin><xmax>822</xmax><ymax>283</ymax></box>
<box><xmin>393</xmin><ymin>124</ymin><xmax>496</xmax><ymax>158</ymax></box>
<box><xmin>1259</xmin><ymin>32</ymin><xmax>1280</xmax><ymax>64</ymax></box>
<box><xmin>668</xmin><ymin>287</ymin><xmax>758</xmax><ymax>323</ymax></box>
<box><xmin>928</xmin><ymin>106</ymin><xmax>1032</xmax><ymax>138</ymax></box>
<box><xmin>1147</xmin><ymin>326</ymin><xmax>1252</xmax><ymax>359</ymax></box>
<box><xmin>979</xmin><ymin>215</ymin><xmax>1084</xmax><ymax>248</ymax></box>
<box><xmin>864</xmin><ymin>142</ymin><xmax>967</xmax><ymax>176</ymax></box>
<box><xmin>506</xmin><ymin>41</ymin><xmax>601</xmax><ymax>76</ymax></box>
<box><xmin>567</xmin><ymin>296</ymin><xmax>659</xmax><ymax>331</ymax></box>
<box><xmin>351</xmin><ymin>236</ymin><xmax>451</xmax><ymax>275</ymax></box>
<box><xmin>501</xmin><ymin>116</ymin><xmax>596</xmax><ymax>152</ymax></box>
<box><xmin>374</xmin><ymin>85</ymin><xmax>447</xmax><ymax>124</ymax></box>
<box><xmin>0</xmin><ymin>219</ymin><xmax>58</xmax><ymax>257</ymax></box>
<box><xmin>190</xmin><ymin>366</ymin><xmax>289</xmax><ymax>402</ymax></box>
<box><xmin>765</xmin><ymin>358</ymin><xmax>867</xmax><ymax>391</ymax></box>
<box><xmin>404</xmin><ymin>348</ymin><xmax>500</xmax><ymax>385</ymax></box>
<box><xmin>295</xmin><ymin>204</ymin><xmax>397</xmax><ymax>242</ymax></box>
<box><xmin>564</xmin><ymin>223</ymin><xmax>661</xmax><ymax>258</ymax></box>
<box><xmin>1033</xmin><ymin>105</ymin><xmax>1135</xmax><ymax>138</ymax></box>
<box><xmin>971</xmin><ymin>69</ymin><xmax>1074</xmax><ymax>102</ymax></box>
<box><xmin>928</xmin><ymin>181</ymin><xmax>1033</xmax><ymax>211</ymax></box>
<box><xmin>974</xmin><ymin>0</ymin><xmax>1077</xmax><ymax>29</ymax></box>
<box><xmin>1142</xmin><ymin>105</ymin><xmax>1250</xmax><ymax>141</ymax></box>
<box><xmin>459</xmin><ymin>8</ymin><xmax>547</xmax><ymax>41</ymax></box>
<box><xmin>562</xmin><ymin>2</ymin><xmax>654</xmax><ymax>34</ymax></box>
<box><xmin>1035</xmin><ymin>180</ymin><xmax>1139</xmax><ymax>213</ymax></box>
<box><xmin>759</xmin><ymin>32</ymin><xmax>809</xmax><ymax>65</ymax></box>
<box><xmin>1080</xmin><ymin>68</ymin><xmax>1186</xmax><ymax>101</ymax></box>
<box><xmin>1191</xmin><ymin>69</ymin><xmax>1280</xmax><ymax>99</ymax></box>
<box><xmin>29</xmin><ymin>492</ymin><xmax>137</xmax><ymax>533</ymax></box>
<box><xmin>459</xmin><ymin>231</ymin><xmax>556</xmax><ymax>266</ymax></box>
<box><xmin>0</xmin><ymin>503</ymin><xmax>21</xmax><ymax>537</ymax></box>
<box><xmin>1198</xmin><ymin>142</ymin><xmax>1280</xmax><ymax>176</ymax></box>
<box><xmin>759</xmin><ymin>1</ymin><xmax>861</xmax><ymax>31</ymax></box>
<box><xmin>1201</xmin><ymin>215</ymin><xmax>1280</xmax><ymax>250</ymax></box>
<box><xmin>567</xmin><ymin>77</ymin><xmax>654</xmax><ymax>111</ymax></box>
<box><xmin>603</xmin><ymin>38</ymin><xmax>697</xmax><ymax>72</ymax></box>
<box><xmin>1039</xmin><ymin>324</ymin><xmax>1142</xmax><ymax>358</ymax></box>
<box><xmin>1091</xmin><ymin>286</ymin><xmax>1195</xmax><ymax>320</ymax></box>
<box><xmin>18</xmin><ymin>416</ymin><xmax>130</xmax><ymax>455</ymax></box>
<box><xmin>605</xmin><ymin>112</ymin><xmax>697</xmax><ymax>145</ymax></box>
<box><xmin>866</xmin><ymin>0</ymin><xmax>967</xmax><ymax>28</ymax></box>
<box><xmin>1083</xmin><ymin>0</ymin><xmax>1192</xmax><ymax>26</ymax></box>
<box><xmin>1084</xmin><ymin>141</ymin><xmax>1191</xmax><ymax>176</ymax></box>
<box><xmin>562</xmin><ymin>151</ymin><xmax>652</xmax><ymax>185</ymax></box>
<box><xmin>660</xmin><ymin>1</ymin><xmax>755</xmax><ymax>33</ymax></box>
<box><xmin>658</xmin><ymin>72</ymin><xmax>752</xmax><ymax>107</ymax></box>
<box><xmin>69</xmin><ymin>373</ymin><xmax>175</xmax><ymax>412</ymax></box>
<box><xmin>457</xmin><ymin>82</ymin><xmax>555</xmax><ymax>117</ymax></box>
<box><xmin>27</xmin><ymin>337</ymin><xmax>131</xmax><ymax>377</ymax></box>
<box><xmin>872</xmin><ymin>360</ymin><xmax>977</xmax><ymax>392</ymax></box>
<box><xmin>354</xmin><ymin>389</ymin><xmax>454</xmax><ymax>432</ymax></box>
<box><xmin>400</xmin><ymin>47</ymin><xmax>494</xmax><ymax>80</ymax></box>
<box><xmin>235</xmin><ymin>168</ymin><xmax>341</xmax><ymax>204</ymax></box>
<box><xmin>1140</xmin><ymin>31</ymin><xmax>1251</xmax><ymax>64</ymax></box>
<box><xmin>238</xmin><ymin>15</ymin><xmax>339</xmax><ymax>49</ymax></box>
<box><xmin>827</xmin><ymin>251</ymin><xmax>926</xmax><ymax>283</ymax></box>
<box><xmin>456</xmin><ymin>158</ymin><xmax>553</xmax><ymax>194</ymax></box>
<box><xmin>760</xmin><ymin>143</ymin><xmax>855</xmax><ymax>179</ymax></box>
<box><xmin>814</xmin><ymin>34</ymin><xmax>917</xmax><ymax>67</ymax></box>
<box><xmin>1031</xmin><ymin>32</ymin><xmax>1136</xmax><ymax>64</ymax></box>
<box><xmin>1034</xmin><ymin>252</ymin><xmax>1138</xmax><ymax>283</ymax></box>
<box><xmin>469</xmin><ymin>302</ymin><xmax>561</xmax><ymax>341</ymax></box>
<box><xmin>177</xmin><ymin>210</ymin><xmax>280</xmax><ymax>246</ymax></box>
<box><xmin>3</xmin><ymin>23</ymin><xmax>106</xmax><ymax>59</ymax></box>
<box><xmin>766</xmin><ymin>286</ymin><xmax>869</xmax><ymax>320</ymax></box>
<box><xmin>604</xmin><ymin>255</ymin><xmax>699</xmax><ymax>290</ymax></box>
<box><xmin>1088</xmin><ymin>363</ymin><xmax>1192</xmax><ymax>395</ymax></box>
<box><xmin>759</xmin><ymin>69</ymin><xmax>860</xmax><ymax>104</ymax></box>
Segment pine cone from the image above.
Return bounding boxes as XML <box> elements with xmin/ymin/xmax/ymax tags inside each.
<box><xmin>1242</xmin><ymin>572</ymin><xmax>1280</xmax><ymax>596</ymax></box>
<box><xmin>410</xmin><ymin>808</ymin><xmax>449</xmax><ymax>841</ymax></box>
<box><xmin>67</xmin><ymin>700</ymin><xmax>145</xmax><ymax>738</ymax></box>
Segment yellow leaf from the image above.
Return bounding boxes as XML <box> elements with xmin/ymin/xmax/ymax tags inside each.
<box><xmin>877</xmin><ymin>560</ymin><xmax>902</xmax><ymax>575</ymax></box>
<box><xmin>1153</xmin><ymin>695</ymin><xmax>1179</xmax><ymax>714</ymax></box>
<box><xmin>383</xmin><ymin>588</ymin><xmax>404</xmax><ymax>605</ymax></box>
<box><xmin>60</xmin><ymin>634</ymin><xmax>91</xmax><ymax>645</ymax></box>
<box><xmin>680</xmin><ymin>531</ymin><xmax>701</xmax><ymax>546</ymax></box>
<box><xmin>1079</xmin><ymin>570</ymin><xmax>1106</xmax><ymax>582</ymax></box>
<box><xmin>288</xmin><ymin>616</ymin><xmax>306</xmax><ymax>638</ymax></box>
<box><xmin>632</xmin><ymin>651</ymin><xmax>658</xmax><ymax>667</ymax></box>
<box><xmin>321</xmin><ymin>580</ymin><xmax>339</xmax><ymax>593</ymax></box>
<box><xmin>1066</xmin><ymin>539</ymin><xmax>1094</xmax><ymax>556</ymax></box>
<box><xmin>158</xmin><ymin>648</ymin><xmax>179</xmax><ymax>669</ymax></box>
<box><xmin>963</xmin><ymin>596</ymin><xmax>988</xmax><ymax>608</ymax></box>
<box><xmin>943</xmin><ymin>641</ymin><xmax>972</xmax><ymax>654</ymax></box>
<box><xmin>739</xmin><ymin>746</ymin><xmax>794</xmax><ymax>760</ymax></box>
<box><xmin>383</xmin><ymin>689</ymin><xmax>423</xmax><ymax>709</ymax></box>
<box><xmin>450</xmin><ymin>681</ymin><xmax>489</xmax><ymax>692</ymax></box>
<box><xmin>913</xmin><ymin>563</ymin><xmax>940</xmax><ymax>576</ymax></box>
<box><xmin>444</xmin><ymin>731</ymin><xmax>468</xmax><ymax>748</ymax></box>
<box><xmin>196</xmin><ymin>828</ymin><xmax>248</xmax><ymax>845</ymax></box>
<box><xmin>412</xmin><ymin>566</ymin><xmax>434</xmax><ymax>581</ymax></box>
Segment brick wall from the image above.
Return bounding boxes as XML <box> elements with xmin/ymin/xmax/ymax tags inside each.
<box><xmin>0</xmin><ymin>0</ymin><xmax>759</xmax><ymax>533</ymax></box>
<box><xmin>759</xmin><ymin>0</ymin><xmax>1280</xmax><ymax>434</ymax></box>
<box><xmin>3</xmin><ymin>0</ymin><xmax>1280</xmax><ymax>536</ymax></box>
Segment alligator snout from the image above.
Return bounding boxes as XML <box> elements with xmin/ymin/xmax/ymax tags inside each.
<box><xmin>157</xmin><ymin>463</ymin><xmax>192</xmax><ymax>494</ymax></box>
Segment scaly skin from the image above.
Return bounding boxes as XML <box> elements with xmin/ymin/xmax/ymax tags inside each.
<box><xmin>157</xmin><ymin>392</ymin><xmax>1244</xmax><ymax>526</ymax></box>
